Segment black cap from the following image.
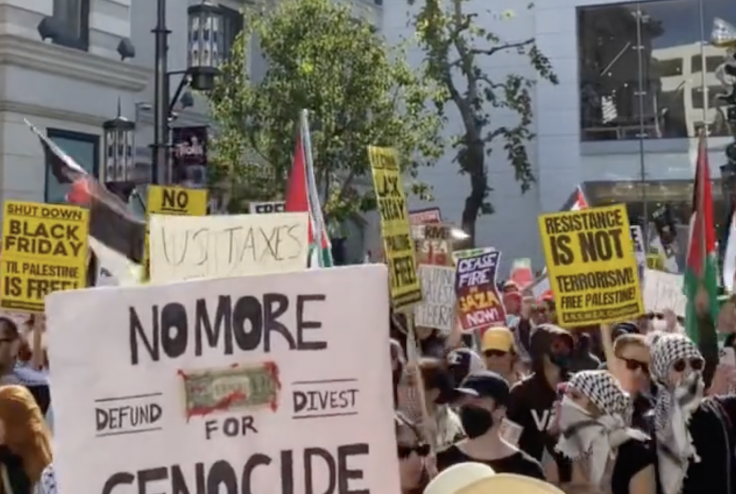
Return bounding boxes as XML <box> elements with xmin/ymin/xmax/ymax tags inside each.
<box><xmin>446</xmin><ymin>348</ymin><xmax>483</xmax><ymax>387</ymax></box>
<box><xmin>455</xmin><ymin>370</ymin><xmax>511</xmax><ymax>406</ymax></box>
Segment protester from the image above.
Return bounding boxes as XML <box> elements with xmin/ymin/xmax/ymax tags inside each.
<box><xmin>569</xmin><ymin>333</ymin><xmax>601</xmax><ymax>372</ymax></box>
<box><xmin>505</xmin><ymin>323</ymin><xmax>574</xmax><ymax>482</ymax></box>
<box><xmin>396</xmin><ymin>411</ymin><xmax>430</xmax><ymax>494</ymax></box>
<box><xmin>0</xmin><ymin>318</ymin><xmax>22</xmax><ymax>386</ymax></box>
<box><xmin>446</xmin><ymin>348</ymin><xmax>484</xmax><ymax>387</ymax></box>
<box><xmin>436</xmin><ymin>370</ymin><xmax>544</xmax><ymax>478</ymax></box>
<box><xmin>612</xmin><ymin>333</ymin><xmax>655</xmax><ymax>433</ymax></box>
<box><xmin>0</xmin><ymin>385</ymin><xmax>56</xmax><ymax>494</ymax></box>
<box><xmin>555</xmin><ymin>371</ymin><xmax>655</xmax><ymax>494</ymax></box>
<box><xmin>649</xmin><ymin>331</ymin><xmax>736</xmax><ymax>494</ymax></box>
<box><xmin>415</xmin><ymin>358</ymin><xmax>465</xmax><ymax>451</ymax></box>
<box><xmin>480</xmin><ymin>327</ymin><xmax>521</xmax><ymax>385</ymax></box>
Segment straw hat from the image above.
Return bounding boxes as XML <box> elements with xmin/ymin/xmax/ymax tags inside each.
<box><xmin>424</xmin><ymin>462</ymin><xmax>566</xmax><ymax>494</ymax></box>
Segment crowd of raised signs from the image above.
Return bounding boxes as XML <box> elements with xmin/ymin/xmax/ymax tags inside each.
<box><xmin>0</xmin><ymin>113</ymin><xmax>733</xmax><ymax>494</ymax></box>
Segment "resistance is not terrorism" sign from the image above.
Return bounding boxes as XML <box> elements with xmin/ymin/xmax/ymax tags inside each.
<box><xmin>538</xmin><ymin>204</ymin><xmax>644</xmax><ymax>327</ymax></box>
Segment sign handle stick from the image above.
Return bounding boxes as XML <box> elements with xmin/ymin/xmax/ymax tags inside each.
<box><xmin>392</xmin><ymin>311</ymin><xmax>439</xmax><ymax>476</ymax></box>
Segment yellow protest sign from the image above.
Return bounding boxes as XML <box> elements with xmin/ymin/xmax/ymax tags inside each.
<box><xmin>538</xmin><ymin>204</ymin><xmax>643</xmax><ymax>327</ymax></box>
<box><xmin>368</xmin><ymin>146</ymin><xmax>421</xmax><ymax>309</ymax></box>
<box><xmin>0</xmin><ymin>201</ymin><xmax>89</xmax><ymax>312</ymax></box>
<box><xmin>145</xmin><ymin>186</ymin><xmax>208</xmax><ymax>273</ymax></box>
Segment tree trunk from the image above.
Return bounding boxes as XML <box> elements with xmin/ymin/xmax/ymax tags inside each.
<box><xmin>460</xmin><ymin>141</ymin><xmax>486</xmax><ymax>247</ymax></box>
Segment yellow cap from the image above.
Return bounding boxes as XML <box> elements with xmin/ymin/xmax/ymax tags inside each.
<box><xmin>481</xmin><ymin>327</ymin><xmax>514</xmax><ymax>353</ymax></box>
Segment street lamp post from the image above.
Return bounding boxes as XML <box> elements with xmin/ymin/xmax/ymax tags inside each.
<box><xmin>151</xmin><ymin>0</ymin><xmax>223</xmax><ymax>186</ymax></box>
<box><xmin>102</xmin><ymin>107</ymin><xmax>137</xmax><ymax>200</ymax></box>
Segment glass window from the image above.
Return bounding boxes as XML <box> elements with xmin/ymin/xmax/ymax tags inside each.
<box><xmin>45</xmin><ymin>130</ymin><xmax>99</xmax><ymax>204</ymax></box>
<box><xmin>52</xmin><ymin>0</ymin><xmax>90</xmax><ymax>50</ymax></box>
<box><xmin>221</xmin><ymin>6</ymin><xmax>244</xmax><ymax>59</ymax></box>
<box><xmin>577</xmin><ymin>0</ymin><xmax>734</xmax><ymax>141</ymax></box>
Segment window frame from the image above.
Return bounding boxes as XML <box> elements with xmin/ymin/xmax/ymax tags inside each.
<box><xmin>220</xmin><ymin>5</ymin><xmax>244</xmax><ymax>60</ymax></box>
<box><xmin>52</xmin><ymin>0</ymin><xmax>91</xmax><ymax>51</ymax></box>
<box><xmin>44</xmin><ymin>129</ymin><xmax>100</xmax><ymax>204</ymax></box>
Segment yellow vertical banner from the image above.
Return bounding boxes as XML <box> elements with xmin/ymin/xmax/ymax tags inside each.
<box><xmin>368</xmin><ymin>146</ymin><xmax>422</xmax><ymax>309</ymax></box>
<box><xmin>1</xmin><ymin>201</ymin><xmax>89</xmax><ymax>312</ymax></box>
<box><xmin>145</xmin><ymin>186</ymin><xmax>209</xmax><ymax>272</ymax></box>
<box><xmin>538</xmin><ymin>204</ymin><xmax>644</xmax><ymax>327</ymax></box>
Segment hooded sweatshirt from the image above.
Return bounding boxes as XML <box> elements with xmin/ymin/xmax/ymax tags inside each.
<box><xmin>505</xmin><ymin>324</ymin><xmax>573</xmax><ymax>480</ymax></box>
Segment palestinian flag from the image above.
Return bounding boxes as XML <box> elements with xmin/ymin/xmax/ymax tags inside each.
<box><xmin>25</xmin><ymin>120</ymin><xmax>145</xmax><ymax>282</ymax></box>
<box><xmin>684</xmin><ymin>131</ymin><xmax>719</xmax><ymax>349</ymax></box>
<box><xmin>570</xmin><ymin>185</ymin><xmax>588</xmax><ymax>211</ymax></box>
<box><xmin>284</xmin><ymin>111</ymin><xmax>333</xmax><ymax>268</ymax></box>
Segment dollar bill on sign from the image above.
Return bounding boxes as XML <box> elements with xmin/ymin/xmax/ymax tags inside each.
<box><xmin>180</xmin><ymin>362</ymin><xmax>281</xmax><ymax>419</ymax></box>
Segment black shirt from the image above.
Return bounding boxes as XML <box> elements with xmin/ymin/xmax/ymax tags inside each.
<box><xmin>610</xmin><ymin>439</ymin><xmax>655</xmax><ymax>494</ymax></box>
<box><xmin>680</xmin><ymin>396</ymin><xmax>736</xmax><ymax>494</ymax></box>
<box><xmin>436</xmin><ymin>444</ymin><xmax>545</xmax><ymax>479</ymax></box>
<box><xmin>506</xmin><ymin>372</ymin><xmax>572</xmax><ymax>481</ymax></box>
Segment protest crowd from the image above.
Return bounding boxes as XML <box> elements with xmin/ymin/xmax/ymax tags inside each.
<box><xmin>0</xmin><ymin>112</ymin><xmax>731</xmax><ymax>494</ymax></box>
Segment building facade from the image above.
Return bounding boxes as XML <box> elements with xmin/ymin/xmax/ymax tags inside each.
<box><xmin>383</xmin><ymin>0</ymin><xmax>736</xmax><ymax>271</ymax></box>
<box><xmin>0</xmin><ymin>0</ymin><xmax>382</xmax><ymax>231</ymax></box>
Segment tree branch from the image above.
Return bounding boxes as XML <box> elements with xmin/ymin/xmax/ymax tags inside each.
<box><xmin>471</xmin><ymin>38</ymin><xmax>533</xmax><ymax>58</ymax></box>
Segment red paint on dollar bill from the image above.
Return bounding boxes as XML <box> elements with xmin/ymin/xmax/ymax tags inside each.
<box><xmin>264</xmin><ymin>361</ymin><xmax>281</xmax><ymax>411</ymax></box>
<box><xmin>177</xmin><ymin>369</ymin><xmax>247</xmax><ymax>421</ymax></box>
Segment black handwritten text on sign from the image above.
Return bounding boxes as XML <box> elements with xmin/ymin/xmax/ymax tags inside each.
<box><xmin>160</xmin><ymin>190</ymin><xmax>189</xmax><ymax>214</ymax></box>
<box><xmin>129</xmin><ymin>293</ymin><xmax>327</xmax><ymax>365</ymax></box>
<box><xmin>100</xmin><ymin>443</ymin><xmax>370</xmax><ymax>494</ymax></box>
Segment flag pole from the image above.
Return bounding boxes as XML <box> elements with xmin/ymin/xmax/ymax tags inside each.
<box><xmin>301</xmin><ymin>109</ymin><xmax>326</xmax><ymax>265</ymax></box>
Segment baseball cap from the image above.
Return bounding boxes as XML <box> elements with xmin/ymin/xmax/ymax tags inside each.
<box><xmin>447</xmin><ymin>348</ymin><xmax>484</xmax><ymax>386</ymax></box>
<box><xmin>455</xmin><ymin>370</ymin><xmax>511</xmax><ymax>405</ymax></box>
<box><xmin>481</xmin><ymin>327</ymin><xmax>514</xmax><ymax>353</ymax></box>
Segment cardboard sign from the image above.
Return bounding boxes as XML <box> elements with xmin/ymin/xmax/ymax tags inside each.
<box><xmin>249</xmin><ymin>201</ymin><xmax>285</xmax><ymax>214</ymax></box>
<box><xmin>455</xmin><ymin>250</ymin><xmax>506</xmax><ymax>330</ymax></box>
<box><xmin>368</xmin><ymin>146</ymin><xmax>421</xmax><ymax>309</ymax></box>
<box><xmin>643</xmin><ymin>269</ymin><xmax>686</xmax><ymax>318</ymax></box>
<box><xmin>538</xmin><ymin>204</ymin><xmax>644</xmax><ymax>327</ymax></box>
<box><xmin>409</xmin><ymin>208</ymin><xmax>442</xmax><ymax>225</ymax></box>
<box><xmin>149</xmin><ymin>213</ymin><xmax>309</xmax><ymax>283</ymax></box>
<box><xmin>414</xmin><ymin>265</ymin><xmax>455</xmax><ymax>331</ymax></box>
<box><xmin>413</xmin><ymin>224</ymin><xmax>453</xmax><ymax>266</ymax></box>
<box><xmin>45</xmin><ymin>265</ymin><xmax>398</xmax><ymax>494</ymax></box>
<box><xmin>0</xmin><ymin>201</ymin><xmax>88</xmax><ymax>312</ymax></box>
<box><xmin>630</xmin><ymin>225</ymin><xmax>645</xmax><ymax>283</ymax></box>
<box><xmin>145</xmin><ymin>186</ymin><xmax>208</xmax><ymax>273</ymax></box>
<box><xmin>452</xmin><ymin>247</ymin><xmax>494</xmax><ymax>262</ymax></box>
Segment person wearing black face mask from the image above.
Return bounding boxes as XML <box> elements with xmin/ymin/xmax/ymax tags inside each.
<box><xmin>505</xmin><ymin>324</ymin><xmax>574</xmax><ymax>483</ymax></box>
<box><xmin>436</xmin><ymin>370</ymin><xmax>544</xmax><ymax>479</ymax></box>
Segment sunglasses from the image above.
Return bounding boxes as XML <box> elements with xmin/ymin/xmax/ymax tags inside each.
<box><xmin>623</xmin><ymin>358</ymin><xmax>649</xmax><ymax>374</ymax></box>
<box><xmin>397</xmin><ymin>444</ymin><xmax>430</xmax><ymax>458</ymax></box>
<box><xmin>647</xmin><ymin>313</ymin><xmax>664</xmax><ymax>320</ymax></box>
<box><xmin>484</xmin><ymin>349</ymin><xmax>508</xmax><ymax>358</ymax></box>
<box><xmin>550</xmin><ymin>339</ymin><xmax>571</xmax><ymax>354</ymax></box>
<box><xmin>672</xmin><ymin>358</ymin><xmax>704</xmax><ymax>373</ymax></box>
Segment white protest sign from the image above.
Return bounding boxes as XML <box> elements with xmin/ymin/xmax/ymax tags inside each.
<box><xmin>630</xmin><ymin>225</ymin><xmax>646</xmax><ymax>285</ymax></box>
<box><xmin>250</xmin><ymin>201</ymin><xmax>286</xmax><ymax>214</ymax></box>
<box><xmin>148</xmin><ymin>213</ymin><xmax>309</xmax><ymax>283</ymax></box>
<box><xmin>46</xmin><ymin>265</ymin><xmax>397</xmax><ymax>494</ymax></box>
<box><xmin>414</xmin><ymin>265</ymin><xmax>455</xmax><ymax>331</ymax></box>
<box><xmin>643</xmin><ymin>268</ymin><xmax>686</xmax><ymax>317</ymax></box>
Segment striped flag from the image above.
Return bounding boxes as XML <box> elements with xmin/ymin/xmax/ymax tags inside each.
<box><xmin>284</xmin><ymin>111</ymin><xmax>333</xmax><ymax>268</ymax></box>
<box><xmin>684</xmin><ymin>131</ymin><xmax>719</xmax><ymax>354</ymax></box>
<box><xmin>570</xmin><ymin>185</ymin><xmax>588</xmax><ymax>211</ymax></box>
<box><xmin>25</xmin><ymin>120</ymin><xmax>145</xmax><ymax>280</ymax></box>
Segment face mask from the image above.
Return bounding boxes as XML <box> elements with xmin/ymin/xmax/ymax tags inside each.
<box><xmin>557</xmin><ymin>395</ymin><xmax>594</xmax><ymax>435</ymax></box>
<box><xmin>549</xmin><ymin>352</ymin><xmax>571</xmax><ymax>370</ymax></box>
<box><xmin>459</xmin><ymin>405</ymin><xmax>494</xmax><ymax>439</ymax></box>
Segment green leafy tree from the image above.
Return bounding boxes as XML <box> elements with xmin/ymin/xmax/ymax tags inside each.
<box><xmin>409</xmin><ymin>0</ymin><xmax>558</xmax><ymax>243</ymax></box>
<box><xmin>207</xmin><ymin>0</ymin><xmax>444</xmax><ymax>221</ymax></box>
